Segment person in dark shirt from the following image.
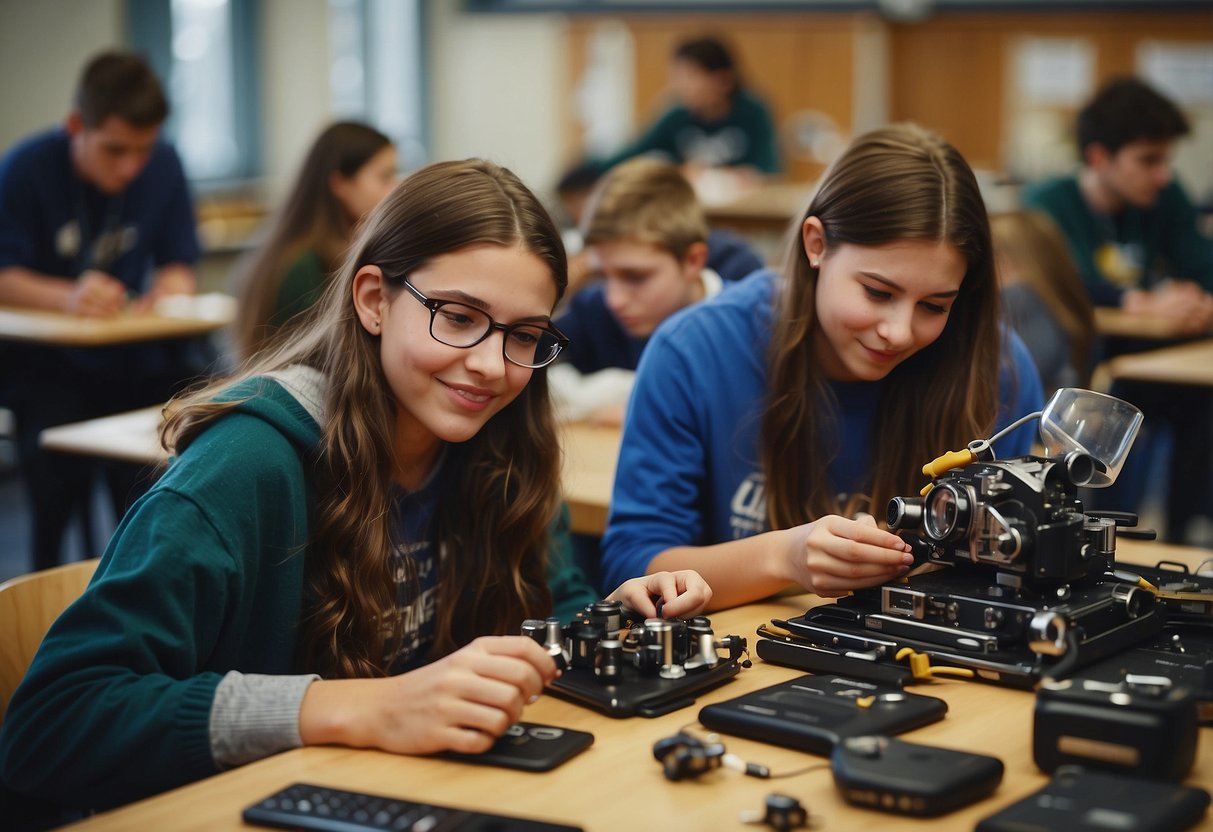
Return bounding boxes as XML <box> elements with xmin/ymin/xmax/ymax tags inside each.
<box><xmin>1023</xmin><ymin>76</ymin><xmax>1213</xmax><ymax>544</ymax></box>
<box><xmin>0</xmin><ymin>51</ymin><xmax>202</xmax><ymax>570</ymax></box>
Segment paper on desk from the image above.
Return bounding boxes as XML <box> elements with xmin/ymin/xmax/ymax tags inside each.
<box><xmin>154</xmin><ymin>292</ymin><xmax>238</xmax><ymax>321</ymax></box>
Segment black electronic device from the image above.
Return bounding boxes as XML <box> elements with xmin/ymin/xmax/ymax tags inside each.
<box><xmin>757</xmin><ymin>393</ymin><xmax>1166</xmax><ymax>688</ymax></box>
<box><xmin>531</xmin><ymin>602</ymin><xmax>748</xmax><ymax>717</ymax></box>
<box><xmin>437</xmin><ymin>722</ymin><xmax>593</xmax><ymax>772</ymax></box>
<box><xmin>975</xmin><ymin>766</ymin><xmax>1211</xmax><ymax>832</ymax></box>
<box><xmin>1034</xmin><ymin>675</ymin><xmax>1200</xmax><ymax>780</ymax></box>
<box><xmin>1071</xmin><ymin>620</ymin><xmax>1213</xmax><ymax>724</ymax></box>
<box><xmin>242</xmin><ymin>782</ymin><xmax>584</xmax><ymax>832</ymax></box>
<box><xmin>697</xmin><ymin>673</ymin><xmax>947</xmax><ymax>755</ymax></box>
<box><xmin>830</xmin><ymin>735</ymin><xmax>1004</xmax><ymax>817</ymax></box>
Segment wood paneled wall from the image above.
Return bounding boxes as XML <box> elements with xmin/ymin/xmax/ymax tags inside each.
<box><xmin>889</xmin><ymin>10</ymin><xmax>1213</xmax><ymax>170</ymax></box>
<box><xmin>563</xmin><ymin>8</ymin><xmax>1213</xmax><ymax>180</ymax></box>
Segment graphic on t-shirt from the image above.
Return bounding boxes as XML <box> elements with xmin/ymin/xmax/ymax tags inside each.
<box><xmin>1095</xmin><ymin>241</ymin><xmax>1144</xmax><ymax>288</ymax></box>
<box><xmin>383</xmin><ymin>540</ymin><xmax>439</xmax><ymax>667</ymax></box>
<box><xmin>729</xmin><ymin>471</ymin><xmax>768</xmax><ymax>539</ymax></box>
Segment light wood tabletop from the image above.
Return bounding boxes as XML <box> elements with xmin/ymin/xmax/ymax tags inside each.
<box><xmin>40</xmin><ymin>409</ymin><xmax>621</xmax><ymax>536</ymax></box>
<box><xmin>1093</xmin><ymin>306</ymin><xmax>1210</xmax><ymax>341</ymax></box>
<box><xmin>0</xmin><ymin>294</ymin><xmax>235</xmax><ymax>346</ymax></box>
<box><xmin>700</xmin><ymin>180</ymin><xmax>814</xmax><ymax>234</ymax></box>
<box><xmin>1094</xmin><ymin>337</ymin><xmax>1213</xmax><ymax>389</ymax></box>
<box><xmin>65</xmin><ymin>538</ymin><xmax>1211</xmax><ymax>832</ymax></box>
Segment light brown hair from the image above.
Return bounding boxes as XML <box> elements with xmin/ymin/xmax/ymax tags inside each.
<box><xmin>763</xmin><ymin>123</ymin><xmax>1003</xmax><ymax>527</ymax></box>
<box><xmin>991</xmin><ymin>210</ymin><xmax>1095</xmax><ymax>389</ymax></box>
<box><xmin>581</xmin><ymin>156</ymin><xmax>707</xmax><ymax>260</ymax></box>
<box><xmin>166</xmin><ymin>159</ymin><xmax>567</xmax><ymax>678</ymax></box>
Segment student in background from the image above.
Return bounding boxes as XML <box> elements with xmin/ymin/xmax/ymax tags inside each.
<box><xmin>551</xmin><ymin>156</ymin><xmax>763</xmax><ymax>425</ymax></box>
<box><xmin>232</xmin><ymin>121</ymin><xmax>396</xmax><ymax>360</ymax></box>
<box><xmin>1023</xmin><ymin>76</ymin><xmax>1213</xmax><ymax>543</ymax></box>
<box><xmin>600</xmin><ymin>124</ymin><xmax>1044</xmax><ymax>610</ymax></box>
<box><xmin>1021</xmin><ymin>76</ymin><xmax>1213</xmax><ymax>329</ymax></box>
<box><xmin>0</xmin><ymin>51</ymin><xmax>201</xmax><ymax>571</ymax></box>
<box><xmin>586</xmin><ymin>35</ymin><xmax>780</xmax><ymax>181</ymax></box>
<box><xmin>991</xmin><ymin>210</ymin><xmax>1096</xmax><ymax>396</ymax></box>
<box><xmin>0</xmin><ymin>160</ymin><xmax>710</xmax><ymax>827</ymax></box>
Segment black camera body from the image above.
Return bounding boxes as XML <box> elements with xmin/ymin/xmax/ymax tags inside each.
<box><xmin>1034</xmin><ymin>675</ymin><xmax>1200</xmax><ymax>781</ymax></box>
<box><xmin>887</xmin><ymin>454</ymin><xmax>1112</xmax><ymax>585</ymax></box>
<box><xmin>761</xmin><ymin>453</ymin><xmax>1163</xmax><ymax>687</ymax></box>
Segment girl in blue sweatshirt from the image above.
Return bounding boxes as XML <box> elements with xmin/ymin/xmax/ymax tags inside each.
<box><xmin>0</xmin><ymin>159</ymin><xmax>709</xmax><ymax>825</ymax></box>
<box><xmin>600</xmin><ymin>124</ymin><xmax>1043</xmax><ymax>610</ymax></box>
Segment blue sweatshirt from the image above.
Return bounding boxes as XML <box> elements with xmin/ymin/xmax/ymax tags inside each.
<box><xmin>599</xmin><ymin>270</ymin><xmax>1045</xmax><ymax>590</ymax></box>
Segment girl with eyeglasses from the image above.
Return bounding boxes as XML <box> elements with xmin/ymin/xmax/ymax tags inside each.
<box><xmin>0</xmin><ymin>159</ymin><xmax>710</xmax><ymax>825</ymax></box>
<box><xmin>600</xmin><ymin>123</ymin><xmax>1045</xmax><ymax>611</ymax></box>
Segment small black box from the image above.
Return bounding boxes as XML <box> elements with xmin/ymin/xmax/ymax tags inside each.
<box><xmin>1033</xmin><ymin>675</ymin><xmax>1199</xmax><ymax>781</ymax></box>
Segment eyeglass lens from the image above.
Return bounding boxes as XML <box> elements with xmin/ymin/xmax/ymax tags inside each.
<box><xmin>431</xmin><ymin>303</ymin><xmax>562</xmax><ymax>367</ymax></box>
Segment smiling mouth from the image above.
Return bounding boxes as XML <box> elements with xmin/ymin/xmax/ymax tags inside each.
<box><xmin>442</xmin><ymin>381</ymin><xmax>493</xmax><ymax>403</ymax></box>
<box><xmin>862</xmin><ymin>345</ymin><xmax>901</xmax><ymax>362</ymax></box>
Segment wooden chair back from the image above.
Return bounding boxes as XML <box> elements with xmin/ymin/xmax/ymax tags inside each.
<box><xmin>0</xmin><ymin>558</ymin><xmax>100</xmax><ymax>723</ymax></box>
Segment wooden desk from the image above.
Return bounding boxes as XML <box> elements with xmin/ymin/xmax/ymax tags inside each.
<box><xmin>40</xmin><ymin>410</ymin><xmax>621</xmax><ymax>536</ymax></box>
<box><xmin>700</xmin><ymin>181</ymin><xmax>814</xmax><ymax>235</ymax></box>
<box><xmin>1096</xmin><ymin>338</ymin><xmax>1213</xmax><ymax>389</ymax></box>
<box><xmin>38</xmin><ymin>406</ymin><xmax>165</xmax><ymax>466</ymax></box>
<box><xmin>0</xmin><ymin>294</ymin><xmax>234</xmax><ymax>346</ymax></box>
<box><xmin>1093</xmin><ymin>307</ymin><xmax>1207</xmax><ymax>341</ymax></box>
<box><xmin>67</xmin><ymin>539</ymin><xmax>1211</xmax><ymax>832</ymax></box>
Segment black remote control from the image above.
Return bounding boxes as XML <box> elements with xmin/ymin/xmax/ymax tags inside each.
<box><xmin>242</xmin><ymin>782</ymin><xmax>584</xmax><ymax>831</ymax></box>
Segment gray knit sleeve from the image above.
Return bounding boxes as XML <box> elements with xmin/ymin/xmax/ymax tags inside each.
<box><xmin>208</xmin><ymin>671</ymin><xmax>320</xmax><ymax>769</ymax></box>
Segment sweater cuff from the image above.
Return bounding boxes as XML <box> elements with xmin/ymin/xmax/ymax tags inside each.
<box><xmin>208</xmin><ymin>671</ymin><xmax>320</xmax><ymax>769</ymax></box>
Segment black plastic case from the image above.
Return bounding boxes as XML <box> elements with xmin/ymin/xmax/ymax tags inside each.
<box><xmin>831</xmin><ymin>736</ymin><xmax>1004</xmax><ymax>816</ymax></box>
<box><xmin>437</xmin><ymin>722</ymin><xmax>594</xmax><ymax>772</ymax></box>
<box><xmin>697</xmin><ymin>673</ymin><xmax>948</xmax><ymax>755</ymax></box>
<box><xmin>976</xmin><ymin>767</ymin><xmax>1211</xmax><ymax>832</ymax></box>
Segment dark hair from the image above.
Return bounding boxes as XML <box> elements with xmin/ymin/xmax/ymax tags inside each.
<box><xmin>232</xmin><ymin>121</ymin><xmax>394</xmax><ymax>359</ymax></box>
<box><xmin>74</xmin><ymin>51</ymin><xmax>168</xmax><ymax>128</ymax></box>
<box><xmin>555</xmin><ymin>161</ymin><xmax>600</xmax><ymax>198</ymax></box>
<box><xmin>673</xmin><ymin>36</ymin><xmax>736</xmax><ymax>74</ymax></box>
<box><xmin>763</xmin><ymin>123</ymin><xmax>1001</xmax><ymax>527</ymax></box>
<box><xmin>1077</xmin><ymin>76</ymin><xmax>1189</xmax><ymax>156</ymax></box>
<box><xmin>170</xmin><ymin>159</ymin><xmax>568</xmax><ymax>678</ymax></box>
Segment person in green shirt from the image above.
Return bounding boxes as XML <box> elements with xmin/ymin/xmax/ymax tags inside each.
<box><xmin>1022</xmin><ymin>76</ymin><xmax>1213</xmax><ymax>544</ymax></box>
<box><xmin>1022</xmin><ymin>76</ymin><xmax>1213</xmax><ymax>328</ymax></box>
<box><xmin>587</xmin><ymin>35</ymin><xmax>781</xmax><ymax>181</ymax></box>
<box><xmin>0</xmin><ymin>159</ymin><xmax>711</xmax><ymax>828</ymax></box>
<box><xmin>231</xmin><ymin>121</ymin><xmax>398</xmax><ymax>361</ymax></box>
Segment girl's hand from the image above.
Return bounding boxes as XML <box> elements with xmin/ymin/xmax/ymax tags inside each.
<box><xmin>605</xmin><ymin>570</ymin><xmax>713</xmax><ymax>619</ymax></box>
<box><xmin>299</xmin><ymin>635</ymin><xmax>558</xmax><ymax>756</ymax></box>
<box><xmin>784</xmin><ymin>513</ymin><xmax>914</xmax><ymax>597</ymax></box>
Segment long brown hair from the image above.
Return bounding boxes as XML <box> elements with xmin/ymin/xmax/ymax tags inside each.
<box><xmin>231</xmin><ymin>121</ymin><xmax>392</xmax><ymax>360</ymax></box>
<box><xmin>763</xmin><ymin>123</ymin><xmax>1002</xmax><ymax>528</ymax></box>
<box><xmin>990</xmin><ymin>210</ymin><xmax>1095</xmax><ymax>388</ymax></box>
<box><xmin>166</xmin><ymin>159</ymin><xmax>568</xmax><ymax>678</ymax></box>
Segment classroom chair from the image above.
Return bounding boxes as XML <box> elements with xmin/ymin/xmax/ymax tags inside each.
<box><xmin>0</xmin><ymin>558</ymin><xmax>99</xmax><ymax>724</ymax></box>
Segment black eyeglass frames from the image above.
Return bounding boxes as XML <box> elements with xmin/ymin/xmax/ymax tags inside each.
<box><xmin>398</xmin><ymin>276</ymin><xmax>569</xmax><ymax>369</ymax></box>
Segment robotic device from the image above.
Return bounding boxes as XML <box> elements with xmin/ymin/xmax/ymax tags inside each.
<box><xmin>525</xmin><ymin>601</ymin><xmax>748</xmax><ymax>718</ymax></box>
<box><xmin>759</xmin><ymin>388</ymin><xmax>1168</xmax><ymax>688</ymax></box>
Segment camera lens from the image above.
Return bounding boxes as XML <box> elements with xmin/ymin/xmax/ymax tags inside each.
<box><xmin>887</xmin><ymin>496</ymin><xmax>923</xmax><ymax>529</ymax></box>
<box><xmin>924</xmin><ymin>482</ymin><xmax>971</xmax><ymax>541</ymax></box>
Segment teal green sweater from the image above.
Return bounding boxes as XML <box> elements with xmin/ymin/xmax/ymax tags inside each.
<box><xmin>1022</xmin><ymin>176</ymin><xmax>1213</xmax><ymax>307</ymax></box>
<box><xmin>0</xmin><ymin>372</ymin><xmax>595</xmax><ymax>824</ymax></box>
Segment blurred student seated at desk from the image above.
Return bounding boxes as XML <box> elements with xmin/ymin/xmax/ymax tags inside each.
<box><xmin>1022</xmin><ymin>75</ymin><xmax>1213</xmax><ymax>544</ymax></box>
<box><xmin>0</xmin><ymin>51</ymin><xmax>203</xmax><ymax>571</ymax></box>
<box><xmin>230</xmin><ymin>121</ymin><xmax>397</xmax><ymax>362</ymax></box>
<box><xmin>550</xmin><ymin>156</ymin><xmax>763</xmax><ymax>427</ymax></box>
<box><xmin>580</xmin><ymin>35</ymin><xmax>781</xmax><ymax>191</ymax></box>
